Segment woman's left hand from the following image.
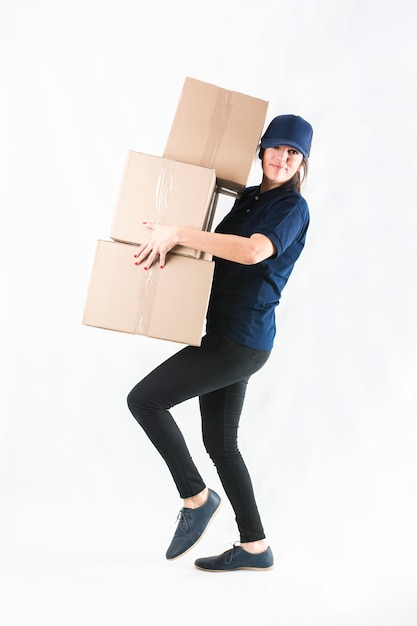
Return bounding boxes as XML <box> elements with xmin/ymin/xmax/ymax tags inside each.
<box><xmin>133</xmin><ymin>222</ymin><xmax>180</xmax><ymax>269</ymax></box>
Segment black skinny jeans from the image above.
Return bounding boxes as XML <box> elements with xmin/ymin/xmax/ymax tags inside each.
<box><xmin>127</xmin><ymin>331</ymin><xmax>271</xmax><ymax>543</ymax></box>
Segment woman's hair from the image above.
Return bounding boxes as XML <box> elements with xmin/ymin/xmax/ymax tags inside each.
<box><xmin>258</xmin><ymin>147</ymin><xmax>309</xmax><ymax>192</ymax></box>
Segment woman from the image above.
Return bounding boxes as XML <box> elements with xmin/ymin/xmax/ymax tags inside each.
<box><xmin>127</xmin><ymin>114</ymin><xmax>313</xmax><ymax>572</ymax></box>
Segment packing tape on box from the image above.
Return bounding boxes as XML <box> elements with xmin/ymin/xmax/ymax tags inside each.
<box><xmin>134</xmin><ymin>264</ymin><xmax>160</xmax><ymax>335</ymax></box>
<box><xmin>200</xmin><ymin>90</ymin><xmax>233</xmax><ymax>168</ymax></box>
<box><xmin>133</xmin><ymin>161</ymin><xmax>176</xmax><ymax>335</ymax></box>
<box><xmin>137</xmin><ymin>161</ymin><xmax>173</xmax><ymax>333</ymax></box>
<box><xmin>153</xmin><ymin>160</ymin><xmax>174</xmax><ymax>223</ymax></box>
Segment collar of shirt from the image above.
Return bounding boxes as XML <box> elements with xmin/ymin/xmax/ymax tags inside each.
<box><xmin>232</xmin><ymin>180</ymin><xmax>300</xmax><ymax>213</ymax></box>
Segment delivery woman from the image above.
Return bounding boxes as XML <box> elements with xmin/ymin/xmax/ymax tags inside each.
<box><xmin>127</xmin><ymin>114</ymin><xmax>313</xmax><ymax>572</ymax></box>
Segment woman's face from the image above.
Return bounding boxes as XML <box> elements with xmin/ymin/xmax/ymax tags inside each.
<box><xmin>261</xmin><ymin>146</ymin><xmax>304</xmax><ymax>190</ymax></box>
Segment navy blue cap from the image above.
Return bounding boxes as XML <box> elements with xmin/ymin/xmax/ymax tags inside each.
<box><xmin>260</xmin><ymin>114</ymin><xmax>313</xmax><ymax>158</ymax></box>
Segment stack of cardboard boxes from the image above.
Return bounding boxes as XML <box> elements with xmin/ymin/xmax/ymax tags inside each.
<box><xmin>83</xmin><ymin>78</ymin><xmax>268</xmax><ymax>346</ymax></box>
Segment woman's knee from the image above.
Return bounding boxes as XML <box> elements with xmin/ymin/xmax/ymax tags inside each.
<box><xmin>126</xmin><ymin>387</ymin><xmax>137</xmax><ymax>413</ymax></box>
<box><xmin>127</xmin><ymin>380</ymin><xmax>167</xmax><ymax>422</ymax></box>
<box><xmin>126</xmin><ymin>381</ymin><xmax>152</xmax><ymax>422</ymax></box>
<box><xmin>126</xmin><ymin>385</ymin><xmax>142</xmax><ymax>422</ymax></box>
<box><xmin>203</xmin><ymin>431</ymin><xmax>239</xmax><ymax>464</ymax></box>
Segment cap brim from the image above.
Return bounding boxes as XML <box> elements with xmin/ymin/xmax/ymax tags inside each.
<box><xmin>260</xmin><ymin>137</ymin><xmax>309</xmax><ymax>158</ymax></box>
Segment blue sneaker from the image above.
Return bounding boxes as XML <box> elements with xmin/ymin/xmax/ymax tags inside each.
<box><xmin>195</xmin><ymin>545</ymin><xmax>274</xmax><ymax>572</ymax></box>
<box><xmin>165</xmin><ymin>489</ymin><xmax>221</xmax><ymax>560</ymax></box>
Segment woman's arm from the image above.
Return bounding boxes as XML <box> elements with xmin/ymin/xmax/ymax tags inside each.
<box><xmin>133</xmin><ymin>223</ymin><xmax>276</xmax><ymax>269</ymax></box>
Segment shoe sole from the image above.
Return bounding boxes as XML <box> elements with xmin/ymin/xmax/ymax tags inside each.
<box><xmin>194</xmin><ymin>564</ymin><xmax>274</xmax><ymax>572</ymax></box>
<box><xmin>167</xmin><ymin>499</ymin><xmax>222</xmax><ymax>561</ymax></box>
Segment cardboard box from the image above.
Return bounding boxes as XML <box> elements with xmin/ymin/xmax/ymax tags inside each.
<box><xmin>83</xmin><ymin>240</ymin><xmax>214</xmax><ymax>346</ymax></box>
<box><xmin>110</xmin><ymin>151</ymin><xmax>216</xmax><ymax>259</ymax></box>
<box><xmin>163</xmin><ymin>77</ymin><xmax>268</xmax><ymax>191</ymax></box>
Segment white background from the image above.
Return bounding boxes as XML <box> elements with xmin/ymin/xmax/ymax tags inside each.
<box><xmin>1</xmin><ymin>0</ymin><xmax>416</xmax><ymax>624</ymax></box>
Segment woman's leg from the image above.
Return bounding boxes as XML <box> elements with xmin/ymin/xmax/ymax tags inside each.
<box><xmin>127</xmin><ymin>332</ymin><xmax>270</xmax><ymax>501</ymax></box>
<box><xmin>127</xmin><ymin>343</ymin><xmax>208</xmax><ymax>499</ymax></box>
<box><xmin>200</xmin><ymin>381</ymin><xmax>266</xmax><ymax>544</ymax></box>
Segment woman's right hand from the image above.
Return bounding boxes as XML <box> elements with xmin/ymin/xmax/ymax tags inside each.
<box><xmin>133</xmin><ymin>222</ymin><xmax>180</xmax><ymax>269</ymax></box>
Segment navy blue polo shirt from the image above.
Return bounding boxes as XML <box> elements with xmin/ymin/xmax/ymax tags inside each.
<box><xmin>206</xmin><ymin>180</ymin><xmax>310</xmax><ymax>350</ymax></box>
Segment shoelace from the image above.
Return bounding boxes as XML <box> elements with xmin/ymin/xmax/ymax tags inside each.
<box><xmin>224</xmin><ymin>542</ymin><xmax>239</xmax><ymax>564</ymax></box>
<box><xmin>175</xmin><ymin>509</ymin><xmax>189</xmax><ymax>532</ymax></box>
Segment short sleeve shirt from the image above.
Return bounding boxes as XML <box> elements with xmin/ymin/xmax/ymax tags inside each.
<box><xmin>206</xmin><ymin>180</ymin><xmax>310</xmax><ymax>350</ymax></box>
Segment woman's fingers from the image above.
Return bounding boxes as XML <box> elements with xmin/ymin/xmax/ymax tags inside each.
<box><xmin>133</xmin><ymin>223</ymin><xmax>175</xmax><ymax>269</ymax></box>
<box><xmin>133</xmin><ymin>243</ymin><xmax>151</xmax><ymax>266</ymax></box>
<box><xmin>133</xmin><ymin>245</ymin><xmax>166</xmax><ymax>270</ymax></box>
